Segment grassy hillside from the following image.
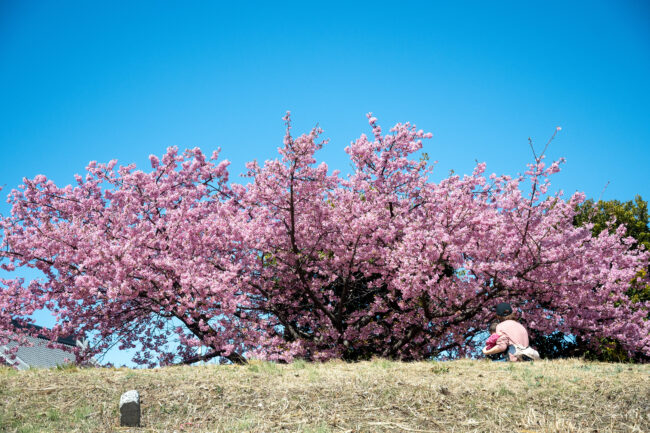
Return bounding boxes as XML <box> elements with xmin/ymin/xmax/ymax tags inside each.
<box><xmin>1</xmin><ymin>358</ymin><xmax>648</xmax><ymax>432</ymax></box>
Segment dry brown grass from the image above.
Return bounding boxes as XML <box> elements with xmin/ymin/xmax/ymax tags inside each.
<box><xmin>1</xmin><ymin>358</ymin><xmax>648</xmax><ymax>432</ymax></box>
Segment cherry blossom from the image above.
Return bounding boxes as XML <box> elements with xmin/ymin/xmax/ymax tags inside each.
<box><xmin>1</xmin><ymin>114</ymin><xmax>647</xmax><ymax>366</ymax></box>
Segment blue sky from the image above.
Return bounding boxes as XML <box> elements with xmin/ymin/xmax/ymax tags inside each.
<box><xmin>1</xmin><ymin>1</ymin><xmax>649</xmax><ymax>366</ymax></box>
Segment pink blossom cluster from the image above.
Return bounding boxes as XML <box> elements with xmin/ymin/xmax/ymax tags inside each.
<box><xmin>1</xmin><ymin>114</ymin><xmax>648</xmax><ymax>366</ymax></box>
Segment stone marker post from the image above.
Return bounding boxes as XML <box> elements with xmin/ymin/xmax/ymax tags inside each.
<box><xmin>119</xmin><ymin>390</ymin><xmax>141</xmax><ymax>427</ymax></box>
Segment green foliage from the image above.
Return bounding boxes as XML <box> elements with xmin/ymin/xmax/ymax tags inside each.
<box><xmin>533</xmin><ymin>331</ymin><xmax>639</xmax><ymax>362</ymax></box>
<box><xmin>574</xmin><ymin>195</ymin><xmax>650</xmax><ymax>250</ymax></box>
<box><xmin>574</xmin><ymin>195</ymin><xmax>650</xmax><ymax>305</ymax></box>
<box><xmin>629</xmin><ymin>269</ymin><xmax>650</xmax><ymax>304</ymax></box>
<box><xmin>586</xmin><ymin>338</ymin><xmax>635</xmax><ymax>363</ymax></box>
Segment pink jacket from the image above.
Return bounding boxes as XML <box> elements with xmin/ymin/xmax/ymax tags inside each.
<box><xmin>495</xmin><ymin>320</ymin><xmax>530</xmax><ymax>361</ymax></box>
<box><xmin>485</xmin><ymin>333</ymin><xmax>500</xmax><ymax>350</ymax></box>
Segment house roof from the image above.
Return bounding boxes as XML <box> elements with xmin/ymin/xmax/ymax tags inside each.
<box><xmin>1</xmin><ymin>321</ymin><xmax>83</xmax><ymax>370</ymax></box>
<box><xmin>1</xmin><ymin>335</ymin><xmax>77</xmax><ymax>370</ymax></box>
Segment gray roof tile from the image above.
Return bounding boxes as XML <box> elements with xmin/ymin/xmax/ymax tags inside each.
<box><xmin>3</xmin><ymin>336</ymin><xmax>77</xmax><ymax>369</ymax></box>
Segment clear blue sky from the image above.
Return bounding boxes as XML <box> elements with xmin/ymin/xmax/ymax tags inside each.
<box><xmin>1</xmin><ymin>1</ymin><xmax>649</xmax><ymax>366</ymax></box>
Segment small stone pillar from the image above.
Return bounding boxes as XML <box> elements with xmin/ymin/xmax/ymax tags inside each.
<box><xmin>120</xmin><ymin>390</ymin><xmax>141</xmax><ymax>427</ymax></box>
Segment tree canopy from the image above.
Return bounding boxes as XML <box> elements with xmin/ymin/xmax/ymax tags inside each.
<box><xmin>532</xmin><ymin>195</ymin><xmax>650</xmax><ymax>361</ymax></box>
<box><xmin>575</xmin><ymin>196</ymin><xmax>649</xmax><ymax>251</ymax></box>
<box><xmin>1</xmin><ymin>114</ymin><xmax>648</xmax><ymax>366</ymax></box>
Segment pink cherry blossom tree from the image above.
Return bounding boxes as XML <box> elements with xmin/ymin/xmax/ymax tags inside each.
<box><xmin>1</xmin><ymin>114</ymin><xmax>648</xmax><ymax>366</ymax></box>
<box><xmin>0</xmin><ymin>148</ymin><xmax>250</xmax><ymax>366</ymax></box>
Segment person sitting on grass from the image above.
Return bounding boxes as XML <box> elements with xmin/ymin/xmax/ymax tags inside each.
<box><xmin>482</xmin><ymin>302</ymin><xmax>540</xmax><ymax>361</ymax></box>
